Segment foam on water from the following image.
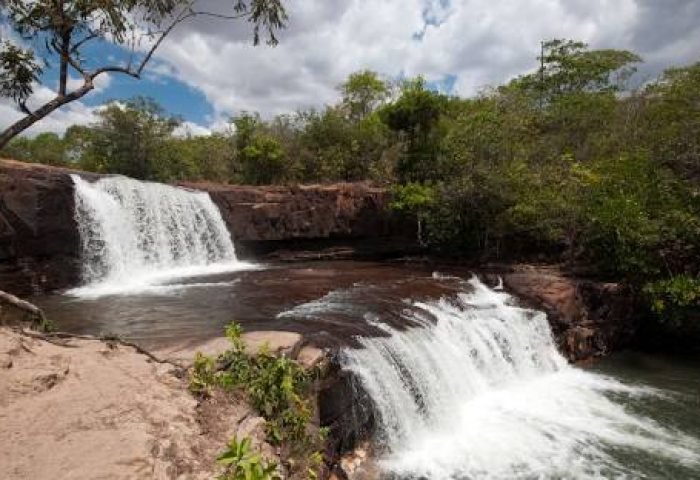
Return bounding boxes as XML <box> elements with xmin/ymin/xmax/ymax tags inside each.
<box><xmin>342</xmin><ymin>277</ymin><xmax>700</xmax><ymax>479</ymax></box>
<box><xmin>69</xmin><ymin>174</ymin><xmax>254</xmax><ymax>297</ymax></box>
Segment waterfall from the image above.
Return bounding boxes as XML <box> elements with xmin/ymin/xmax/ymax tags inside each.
<box><xmin>341</xmin><ymin>277</ymin><xmax>700</xmax><ymax>479</ymax></box>
<box><xmin>69</xmin><ymin>174</ymin><xmax>249</xmax><ymax>297</ymax></box>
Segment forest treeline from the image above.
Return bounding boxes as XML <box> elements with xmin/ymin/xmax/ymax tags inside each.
<box><xmin>3</xmin><ymin>39</ymin><xmax>700</xmax><ymax>335</ymax></box>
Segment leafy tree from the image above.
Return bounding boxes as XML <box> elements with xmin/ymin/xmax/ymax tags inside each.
<box><xmin>514</xmin><ymin>39</ymin><xmax>641</xmax><ymax>101</ymax></box>
<box><xmin>0</xmin><ymin>0</ymin><xmax>287</xmax><ymax>148</ymax></box>
<box><xmin>85</xmin><ymin>96</ymin><xmax>181</xmax><ymax>179</ymax></box>
<box><xmin>339</xmin><ymin>70</ymin><xmax>390</xmax><ymax>122</ymax></box>
<box><xmin>642</xmin><ymin>62</ymin><xmax>700</xmax><ymax>184</ymax></box>
<box><xmin>232</xmin><ymin>113</ymin><xmax>288</xmax><ymax>184</ymax></box>
<box><xmin>379</xmin><ymin>77</ymin><xmax>450</xmax><ymax>182</ymax></box>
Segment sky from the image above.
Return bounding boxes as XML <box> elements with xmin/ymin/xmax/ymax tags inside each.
<box><xmin>1</xmin><ymin>0</ymin><xmax>700</xmax><ymax>137</ymax></box>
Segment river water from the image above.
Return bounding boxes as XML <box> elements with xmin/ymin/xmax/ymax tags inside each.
<box><xmin>30</xmin><ymin>175</ymin><xmax>700</xmax><ymax>479</ymax></box>
<box><xmin>31</xmin><ymin>260</ymin><xmax>700</xmax><ymax>479</ymax></box>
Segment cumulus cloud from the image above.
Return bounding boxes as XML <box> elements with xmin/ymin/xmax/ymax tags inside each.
<box><xmin>2</xmin><ymin>0</ymin><xmax>700</xmax><ymax>136</ymax></box>
<box><xmin>145</xmin><ymin>0</ymin><xmax>700</xmax><ymax>120</ymax></box>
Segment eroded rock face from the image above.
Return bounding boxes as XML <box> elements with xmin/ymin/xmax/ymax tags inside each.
<box><xmin>499</xmin><ymin>266</ymin><xmax>639</xmax><ymax>362</ymax></box>
<box><xmin>180</xmin><ymin>181</ymin><xmax>416</xmax><ymax>260</ymax></box>
<box><xmin>0</xmin><ymin>159</ymin><xmax>91</xmax><ymax>295</ymax></box>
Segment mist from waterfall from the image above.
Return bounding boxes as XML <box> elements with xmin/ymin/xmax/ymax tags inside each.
<box><xmin>69</xmin><ymin>174</ymin><xmax>252</xmax><ymax>297</ymax></box>
<box><xmin>341</xmin><ymin>277</ymin><xmax>700</xmax><ymax>479</ymax></box>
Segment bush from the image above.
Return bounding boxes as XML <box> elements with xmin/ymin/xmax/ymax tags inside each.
<box><xmin>644</xmin><ymin>276</ymin><xmax>700</xmax><ymax>329</ymax></box>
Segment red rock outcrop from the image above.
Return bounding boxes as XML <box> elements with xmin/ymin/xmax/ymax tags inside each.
<box><xmin>180</xmin><ymin>181</ymin><xmax>415</xmax><ymax>259</ymax></box>
<box><xmin>499</xmin><ymin>265</ymin><xmax>639</xmax><ymax>362</ymax></box>
<box><xmin>0</xmin><ymin>160</ymin><xmax>91</xmax><ymax>294</ymax></box>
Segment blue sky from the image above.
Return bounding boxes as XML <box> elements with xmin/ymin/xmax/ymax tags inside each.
<box><xmin>2</xmin><ymin>0</ymin><xmax>700</xmax><ymax>136</ymax></box>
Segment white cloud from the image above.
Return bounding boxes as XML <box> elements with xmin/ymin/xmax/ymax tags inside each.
<box><xmin>173</xmin><ymin>120</ymin><xmax>212</xmax><ymax>137</ymax></box>
<box><xmin>2</xmin><ymin>0</ymin><xmax>700</xmax><ymax>137</ymax></box>
<box><xmin>146</xmin><ymin>0</ymin><xmax>699</xmax><ymax>120</ymax></box>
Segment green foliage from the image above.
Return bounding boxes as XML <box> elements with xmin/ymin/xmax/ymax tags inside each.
<box><xmin>217</xmin><ymin>437</ymin><xmax>280</xmax><ymax>480</ymax></box>
<box><xmin>80</xmin><ymin>96</ymin><xmax>181</xmax><ymax>180</ymax></box>
<box><xmin>339</xmin><ymin>70</ymin><xmax>391</xmax><ymax>122</ymax></box>
<box><xmin>642</xmin><ymin>63</ymin><xmax>700</xmax><ymax>183</ymax></box>
<box><xmin>0</xmin><ymin>0</ymin><xmax>287</xmax><ymax>148</ymax></box>
<box><xmin>0</xmin><ymin>41</ymin><xmax>42</xmax><ymax>104</ymax></box>
<box><xmin>189</xmin><ymin>322</ymin><xmax>325</xmax><ymax>478</ymax></box>
<box><xmin>379</xmin><ymin>77</ymin><xmax>450</xmax><ymax>182</ymax></box>
<box><xmin>644</xmin><ymin>276</ymin><xmax>700</xmax><ymax>329</ymax></box>
<box><xmin>3</xmin><ymin>132</ymin><xmax>68</xmax><ymax>166</ymax></box>
<box><xmin>390</xmin><ymin>183</ymin><xmax>435</xmax><ymax>212</ymax></box>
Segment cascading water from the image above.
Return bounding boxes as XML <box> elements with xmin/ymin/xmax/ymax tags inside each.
<box><xmin>341</xmin><ymin>277</ymin><xmax>700</xmax><ymax>479</ymax></box>
<box><xmin>69</xmin><ymin>174</ymin><xmax>250</xmax><ymax>297</ymax></box>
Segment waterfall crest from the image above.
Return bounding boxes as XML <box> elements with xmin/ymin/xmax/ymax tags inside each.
<box><xmin>70</xmin><ymin>174</ymin><xmax>248</xmax><ymax>297</ymax></box>
<box><xmin>342</xmin><ymin>277</ymin><xmax>700</xmax><ymax>479</ymax></box>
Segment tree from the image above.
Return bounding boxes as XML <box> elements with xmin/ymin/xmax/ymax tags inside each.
<box><xmin>642</xmin><ymin>63</ymin><xmax>700</xmax><ymax>184</ymax></box>
<box><xmin>339</xmin><ymin>70</ymin><xmax>390</xmax><ymax>122</ymax></box>
<box><xmin>515</xmin><ymin>39</ymin><xmax>641</xmax><ymax>102</ymax></box>
<box><xmin>0</xmin><ymin>0</ymin><xmax>287</xmax><ymax>148</ymax></box>
<box><xmin>85</xmin><ymin>96</ymin><xmax>181</xmax><ymax>179</ymax></box>
<box><xmin>232</xmin><ymin>112</ymin><xmax>288</xmax><ymax>184</ymax></box>
<box><xmin>379</xmin><ymin>77</ymin><xmax>450</xmax><ymax>182</ymax></box>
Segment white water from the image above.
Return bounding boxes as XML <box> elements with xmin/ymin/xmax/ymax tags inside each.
<box><xmin>342</xmin><ymin>277</ymin><xmax>700</xmax><ymax>479</ymax></box>
<box><xmin>69</xmin><ymin>174</ymin><xmax>253</xmax><ymax>297</ymax></box>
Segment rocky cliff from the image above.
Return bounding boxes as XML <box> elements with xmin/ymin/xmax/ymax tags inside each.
<box><xmin>0</xmin><ymin>159</ymin><xmax>413</xmax><ymax>295</ymax></box>
<box><xmin>180</xmin><ymin>181</ymin><xmax>414</xmax><ymax>259</ymax></box>
<box><xmin>498</xmin><ymin>265</ymin><xmax>639</xmax><ymax>362</ymax></box>
<box><xmin>0</xmin><ymin>160</ymin><xmax>89</xmax><ymax>294</ymax></box>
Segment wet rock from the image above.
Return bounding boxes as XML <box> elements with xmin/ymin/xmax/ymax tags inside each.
<box><xmin>179</xmin><ymin>181</ymin><xmax>417</xmax><ymax>260</ymax></box>
<box><xmin>500</xmin><ymin>265</ymin><xmax>639</xmax><ymax>362</ymax></box>
<box><xmin>0</xmin><ymin>159</ymin><xmax>92</xmax><ymax>295</ymax></box>
<box><xmin>296</xmin><ymin>345</ymin><xmax>326</xmax><ymax>369</ymax></box>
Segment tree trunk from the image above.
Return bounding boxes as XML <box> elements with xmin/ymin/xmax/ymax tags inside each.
<box><xmin>0</xmin><ymin>81</ymin><xmax>94</xmax><ymax>150</ymax></box>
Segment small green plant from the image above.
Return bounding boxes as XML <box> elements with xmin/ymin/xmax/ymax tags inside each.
<box><xmin>217</xmin><ymin>436</ymin><xmax>280</xmax><ymax>480</ymax></box>
<box><xmin>189</xmin><ymin>352</ymin><xmax>218</xmax><ymax>395</ymax></box>
<box><xmin>189</xmin><ymin>322</ymin><xmax>327</xmax><ymax>478</ymax></box>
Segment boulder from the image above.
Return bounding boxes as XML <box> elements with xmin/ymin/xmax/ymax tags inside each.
<box><xmin>241</xmin><ymin>330</ymin><xmax>302</xmax><ymax>356</ymax></box>
<box><xmin>500</xmin><ymin>265</ymin><xmax>639</xmax><ymax>362</ymax></box>
<box><xmin>0</xmin><ymin>159</ymin><xmax>90</xmax><ymax>294</ymax></box>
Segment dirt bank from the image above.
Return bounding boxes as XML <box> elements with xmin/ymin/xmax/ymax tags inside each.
<box><xmin>0</xmin><ymin>327</ymin><xmax>273</xmax><ymax>480</ymax></box>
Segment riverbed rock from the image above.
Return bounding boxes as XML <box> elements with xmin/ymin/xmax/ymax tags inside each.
<box><xmin>241</xmin><ymin>330</ymin><xmax>303</xmax><ymax>356</ymax></box>
<box><xmin>500</xmin><ymin>265</ymin><xmax>638</xmax><ymax>362</ymax></box>
<box><xmin>179</xmin><ymin>181</ymin><xmax>417</xmax><ymax>260</ymax></box>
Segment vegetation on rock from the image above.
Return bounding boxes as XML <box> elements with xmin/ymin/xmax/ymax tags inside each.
<box><xmin>190</xmin><ymin>322</ymin><xmax>326</xmax><ymax>479</ymax></box>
